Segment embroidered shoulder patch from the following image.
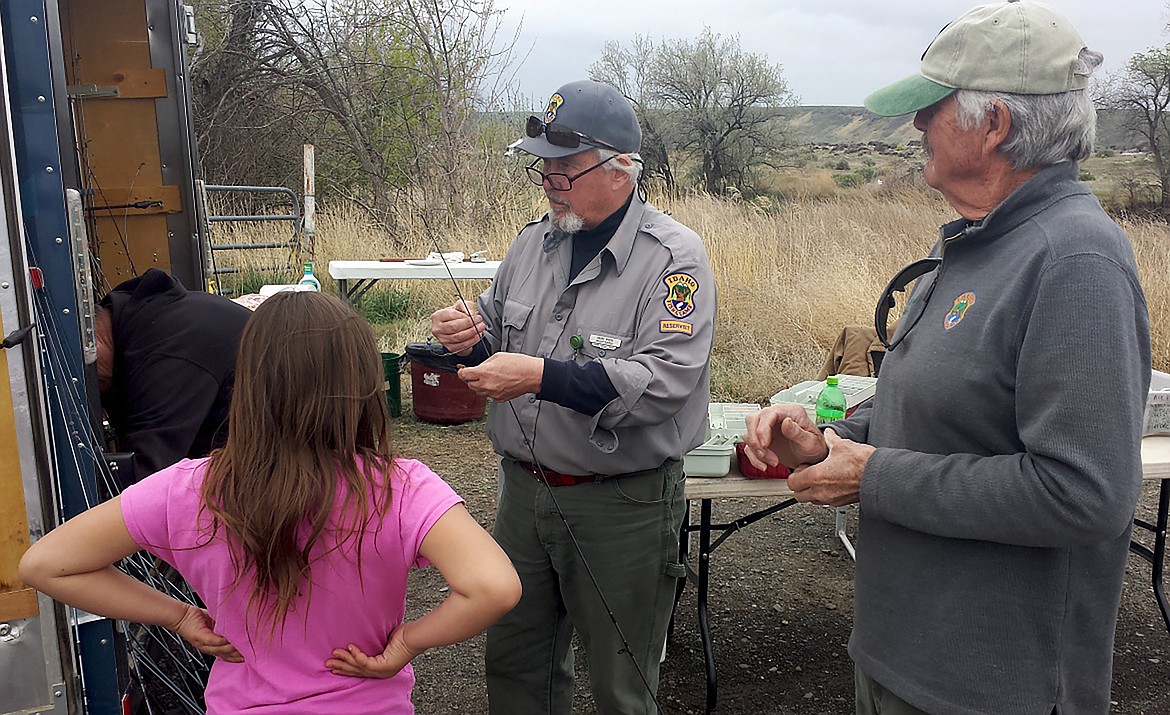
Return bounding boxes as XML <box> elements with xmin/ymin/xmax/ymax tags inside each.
<box><xmin>663</xmin><ymin>273</ymin><xmax>698</xmax><ymax>319</ymax></box>
<box><xmin>943</xmin><ymin>292</ymin><xmax>976</xmax><ymax>331</ymax></box>
<box><xmin>660</xmin><ymin>320</ymin><xmax>693</xmax><ymax>335</ymax></box>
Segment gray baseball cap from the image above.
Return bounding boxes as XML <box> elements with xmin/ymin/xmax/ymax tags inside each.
<box><xmin>515</xmin><ymin>79</ymin><xmax>642</xmax><ymax>159</ymax></box>
<box><xmin>864</xmin><ymin>0</ymin><xmax>1089</xmax><ymax>117</ymax></box>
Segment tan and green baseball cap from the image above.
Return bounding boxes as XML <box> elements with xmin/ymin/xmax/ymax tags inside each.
<box><xmin>864</xmin><ymin>0</ymin><xmax>1089</xmax><ymax>117</ymax></box>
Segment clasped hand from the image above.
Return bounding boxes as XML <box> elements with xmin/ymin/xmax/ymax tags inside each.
<box><xmin>743</xmin><ymin>404</ymin><xmax>874</xmax><ymax>507</ymax></box>
<box><xmin>430</xmin><ymin>299</ymin><xmax>485</xmax><ymax>354</ymax></box>
<box><xmin>458</xmin><ymin>353</ymin><xmax>543</xmax><ymax>401</ymax></box>
<box><xmin>173</xmin><ymin>603</ymin><xmax>243</xmax><ymax>663</ymax></box>
<box><xmin>327</xmin><ymin>625</ymin><xmax>421</xmax><ymax>679</ymax></box>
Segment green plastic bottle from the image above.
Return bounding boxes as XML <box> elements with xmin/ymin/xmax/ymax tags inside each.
<box><xmin>298</xmin><ymin>261</ymin><xmax>321</xmax><ymax>291</ymax></box>
<box><xmin>815</xmin><ymin>375</ymin><xmax>847</xmax><ymax>424</ymax></box>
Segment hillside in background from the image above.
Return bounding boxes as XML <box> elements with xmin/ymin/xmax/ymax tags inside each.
<box><xmin>779</xmin><ymin>106</ymin><xmax>1149</xmax><ymax>151</ymax></box>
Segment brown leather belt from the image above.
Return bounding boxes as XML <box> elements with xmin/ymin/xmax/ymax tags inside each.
<box><xmin>516</xmin><ymin>461</ymin><xmax>605</xmax><ymax>487</ymax></box>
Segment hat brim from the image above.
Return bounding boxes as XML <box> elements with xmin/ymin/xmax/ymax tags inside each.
<box><xmin>863</xmin><ymin>75</ymin><xmax>957</xmax><ymax>117</ymax></box>
<box><xmin>514</xmin><ymin>133</ymin><xmax>594</xmax><ymax>160</ymax></box>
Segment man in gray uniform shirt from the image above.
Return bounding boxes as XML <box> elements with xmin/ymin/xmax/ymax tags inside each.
<box><xmin>745</xmin><ymin>2</ymin><xmax>1149</xmax><ymax>714</ymax></box>
<box><xmin>431</xmin><ymin>79</ymin><xmax>715</xmax><ymax>713</ymax></box>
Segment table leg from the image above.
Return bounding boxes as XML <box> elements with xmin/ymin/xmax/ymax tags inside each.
<box><xmin>835</xmin><ymin>506</ymin><xmax>856</xmax><ymax>561</ymax></box>
<box><xmin>1130</xmin><ymin>480</ymin><xmax>1170</xmax><ymax>635</ymax></box>
<box><xmin>1153</xmin><ymin>480</ymin><xmax>1169</xmax><ymax>633</ymax></box>
<box><xmin>698</xmin><ymin>498</ymin><xmax>717</xmax><ymax>713</ymax></box>
<box><xmin>337</xmin><ymin>278</ymin><xmax>351</xmax><ymax>306</ymax></box>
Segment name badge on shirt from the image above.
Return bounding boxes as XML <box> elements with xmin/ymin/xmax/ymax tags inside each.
<box><xmin>589</xmin><ymin>334</ymin><xmax>622</xmax><ymax>351</ymax></box>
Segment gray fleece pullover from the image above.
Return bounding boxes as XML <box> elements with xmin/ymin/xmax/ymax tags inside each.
<box><xmin>832</xmin><ymin>161</ymin><xmax>1151</xmax><ymax>714</ymax></box>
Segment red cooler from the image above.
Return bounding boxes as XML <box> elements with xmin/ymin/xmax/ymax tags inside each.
<box><xmin>405</xmin><ymin>342</ymin><xmax>487</xmax><ymax>424</ymax></box>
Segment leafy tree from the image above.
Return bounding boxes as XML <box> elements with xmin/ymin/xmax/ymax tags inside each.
<box><xmin>1102</xmin><ymin>41</ymin><xmax>1170</xmax><ymax>209</ymax></box>
<box><xmin>592</xmin><ymin>28</ymin><xmax>797</xmax><ymax>195</ymax></box>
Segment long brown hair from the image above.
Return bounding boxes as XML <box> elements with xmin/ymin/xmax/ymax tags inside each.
<box><xmin>202</xmin><ymin>291</ymin><xmax>394</xmax><ymax>633</ymax></box>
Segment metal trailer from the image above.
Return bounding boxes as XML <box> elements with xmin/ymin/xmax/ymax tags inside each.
<box><xmin>1</xmin><ymin>1</ymin><xmax>207</xmax><ymax>713</ymax></box>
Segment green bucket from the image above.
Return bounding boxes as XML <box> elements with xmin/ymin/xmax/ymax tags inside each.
<box><xmin>381</xmin><ymin>352</ymin><xmax>403</xmax><ymax>418</ymax></box>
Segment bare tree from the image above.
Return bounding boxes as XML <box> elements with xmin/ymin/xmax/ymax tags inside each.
<box><xmin>191</xmin><ymin>0</ymin><xmax>314</xmax><ymax>187</ymax></box>
<box><xmin>1103</xmin><ymin>45</ymin><xmax>1170</xmax><ymax>210</ymax></box>
<box><xmin>590</xmin><ymin>37</ymin><xmax>675</xmax><ymax>191</ymax></box>
<box><xmin>191</xmin><ymin>0</ymin><xmax>517</xmax><ymax>231</ymax></box>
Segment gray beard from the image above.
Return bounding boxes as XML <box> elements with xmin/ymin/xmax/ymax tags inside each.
<box><xmin>550</xmin><ymin>208</ymin><xmax>584</xmax><ymax>234</ymax></box>
<box><xmin>544</xmin><ymin>206</ymin><xmax>584</xmax><ymax>252</ymax></box>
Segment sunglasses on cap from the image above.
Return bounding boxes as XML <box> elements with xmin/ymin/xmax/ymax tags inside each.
<box><xmin>525</xmin><ymin>116</ymin><xmax>620</xmax><ymax>152</ymax></box>
<box><xmin>874</xmin><ymin>257</ymin><xmax>942</xmax><ymax>352</ymax></box>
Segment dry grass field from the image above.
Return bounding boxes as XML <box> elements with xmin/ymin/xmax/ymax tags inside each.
<box><xmin>215</xmin><ymin>180</ymin><xmax>1170</xmax><ymax>402</ymax></box>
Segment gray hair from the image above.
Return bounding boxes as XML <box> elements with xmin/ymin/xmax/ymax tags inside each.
<box><xmin>952</xmin><ymin>48</ymin><xmax>1104</xmax><ymax>171</ymax></box>
<box><xmin>595</xmin><ymin>148</ymin><xmax>643</xmax><ymax>184</ymax></box>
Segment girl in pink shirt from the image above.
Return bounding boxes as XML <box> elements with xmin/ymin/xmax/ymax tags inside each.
<box><xmin>21</xmin><ymin>291</ymin><xmax>520</xmax><ymax>713</ymax></box>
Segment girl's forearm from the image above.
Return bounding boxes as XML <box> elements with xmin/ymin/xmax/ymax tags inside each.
<box><xmin>400</xmin><ymin>590</ymin><xmax>502</xmax><ymax>654</ymax></box>
<box><xmin>35</xmin><ymin>565</ymin><xmax>189</xmax><ymax>629</ymax></box>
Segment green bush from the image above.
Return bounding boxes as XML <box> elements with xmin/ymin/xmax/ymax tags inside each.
<box><xmin>359</xmin><ymin>288</ymin><xmax>414</xmax><ymax>324</ymax></box>
<box><xmin>1096</xmin><ymin>148</ymin><xmax>1115</xmax><ymax>158</ymax></box>
<box><xmin>833</xmin><ymin>172</ymin><xmax>866</xmax><ymax>188</ymax></box>
<box><xmin>1079</xmin><ymin>170</ymin><xmax>1096</xmax><ymax>181</ymax></box>
<box><xmin>835</xmin><ymin>159</ymin><xmax>851</xmax><ymax>171</ymax></box>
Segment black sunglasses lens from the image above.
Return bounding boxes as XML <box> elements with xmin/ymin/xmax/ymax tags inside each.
<box><xmin>544</xmin><ymin>125</ymin><xmax>580</xmax><ymax>149</ymax></box>
<box><xmin>525</xmin><ymin>116</ymin><xmax>581</xmax><ymax>149</ymax></box>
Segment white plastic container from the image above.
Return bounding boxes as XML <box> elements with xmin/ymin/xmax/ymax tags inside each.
<box><xmin>259</xmin><ymin>283</ymin><xmax>317</xmax><ymax>297</ymax></box>
<box><xmin>769</xmin><ymin>375</ymin><xmax>878</xmax><ymax>422</ymax></box>
<box><xmin>1143</xmin><ymin>369</ymin><xmax>1170</xmax><ymax>436</ymax></box>
<box><xmin>683</xmin><ymin>434</ymin><xmax>736</xmax><ymax>477</ymax></box>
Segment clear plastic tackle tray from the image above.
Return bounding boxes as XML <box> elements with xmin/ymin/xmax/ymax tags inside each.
<box><xmin>707</xmin><ymin>402</ymin><xmax>761</xmax><ymax>440</ymax></box>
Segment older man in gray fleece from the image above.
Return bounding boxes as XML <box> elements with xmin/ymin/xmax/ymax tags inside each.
<box><xmin>744</xmin><ymin>2</ymin><xmax>1151</xmax><ymax>713</ymax></box>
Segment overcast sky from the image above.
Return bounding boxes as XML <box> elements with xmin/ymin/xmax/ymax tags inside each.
<box><xmin>496</xmin><ymin>0</ymin><xmax>1169</xmax><ymax>108</ymax></box>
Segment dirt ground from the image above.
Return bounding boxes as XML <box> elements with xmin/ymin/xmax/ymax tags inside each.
<box><xmin>392</xmin><ymin>411</ymin><xmax>1170</xmax><ymax>714</ymax></box>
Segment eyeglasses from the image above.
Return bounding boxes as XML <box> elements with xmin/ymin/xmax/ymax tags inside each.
<box><xmin>525</xmin><ymin>115</ymin><xmax>619</xmax><ymax>152</ymax></box>
<box><xmin>526</xmin><ymin>155</ymin><xmax>616</xmax><ymax>192</ymax></box>
<box><xmin>874</xmin><ymin>257</ymin><xmax>942</xmax><ymax>351</ymax></box>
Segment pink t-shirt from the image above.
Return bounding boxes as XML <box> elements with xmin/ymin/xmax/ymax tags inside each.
<box><xmin>121</xmin><ymin>457</ymin><xmax>463</xmax><ymax>714</ymax></box>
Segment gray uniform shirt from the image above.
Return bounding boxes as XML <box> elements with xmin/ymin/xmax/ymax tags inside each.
<box><xmin>477</xmin><ymin>193</ymin><xmax>716</xmax><ymax>476</ymax></box>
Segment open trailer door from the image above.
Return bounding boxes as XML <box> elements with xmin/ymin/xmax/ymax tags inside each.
<box><xmin>0</xmin><ymin>13</ymin><xmax>76</xmax><ymax>709</ymax></box>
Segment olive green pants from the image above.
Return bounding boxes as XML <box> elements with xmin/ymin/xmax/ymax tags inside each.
<box><xmin>485</xmin><ymin>458</ymin><xmax>686</xmax><ymax>715</ymax></box>
<box><xmin>855</xmin><ymin>664</ymin><xmax>931</xmax><ymax>715</ymax></box>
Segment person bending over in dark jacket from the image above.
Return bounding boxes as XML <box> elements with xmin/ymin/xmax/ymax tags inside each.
<box><xmin>96</xmin><ymin>269</ymin><xmax>251</xmax><ymax>486</ymax></box>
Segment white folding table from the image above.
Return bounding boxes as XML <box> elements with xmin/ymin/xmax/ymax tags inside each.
<box><xmin>328</xmin><ymin>260</ymin><xmax>501</xmax><ymax>306</ymax></box>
